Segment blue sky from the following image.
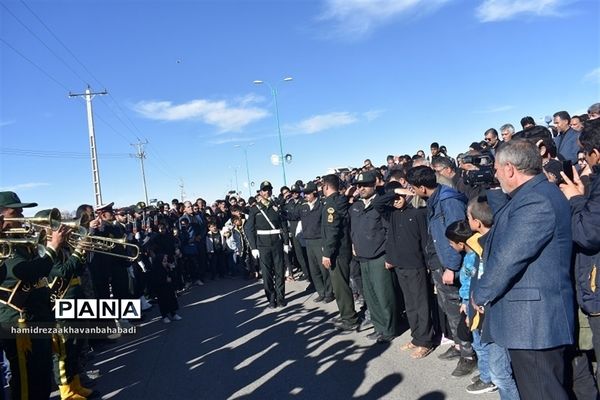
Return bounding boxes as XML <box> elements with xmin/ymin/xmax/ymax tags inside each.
<box><xmin>1</xmin><ymin>0</ymin><xmax>599</xmax><ymax>214</ymax></box>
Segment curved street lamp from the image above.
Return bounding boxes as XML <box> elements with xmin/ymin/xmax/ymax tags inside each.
<box><xmin>254</xmin><ymin>77</ymin><xmax>293</xmax><ymax>186</ymax></box>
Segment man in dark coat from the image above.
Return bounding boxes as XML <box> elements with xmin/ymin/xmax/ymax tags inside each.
<box><xmin>474</xmin><ymin>139</ymin><xmax>574</xmax><ymax>400</ymax></box>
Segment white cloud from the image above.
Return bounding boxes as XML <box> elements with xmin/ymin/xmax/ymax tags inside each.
<box><xmin>584</xmin><ymin>67</ymin><xmax>600</xmax><ymax>84</ymax></box>
<box><xmin>286</xmin><ymin>112</ymin><xmax>359</xmax><ymax>135</ymax></box>
<box><xmin>0</xmin><ymin>182</ymin><xmax>50</xmax><ymax>191</ymax></box>
<box><xmin>319</xmin><ymin>0</ymin><xmax>450</xmax><ymax>38</ymax></box>
<box><xmin>476</xmin><ymin>0</ymin><xmax>566</xmax><ymax>22</ymax></box>
<box><xmin>363</xmin><ymin>109</ymin><xmax>385</xmax><ymax>121</ymax></box>
<box><xmin>0</xmin><ymin>120</ymin><xmax>16</xmax><ymax>127</ymax></box>
<box><xmin>132</xmin><ymin>96</ymin><xmax>269</xmax><ymax>133</ymax></box>
<box><xmin>474</xmin><ymin>105</ymin><xmax>514</xmax><ymax>114</ymax></box>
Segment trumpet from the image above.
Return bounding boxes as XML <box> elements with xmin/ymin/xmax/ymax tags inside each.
<box><xmin>2</xmin><ymin>208</ymin><xmax>62</xmax><ymax>235</ymax></box>
<box><xmin>68</xmin><ymin>233</ymin><xmax>140</xmax><ymax>261</ymax></box>
<box><xmin>0</xmin><ymin>230</ymin><xmax>47</xmax><ymax>260</ymax></box>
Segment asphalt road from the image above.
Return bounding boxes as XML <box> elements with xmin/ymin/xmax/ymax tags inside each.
<box><xmin>59</xmin><ymin>277</ymin><xmax>500</xmax><ymax>400</ymax></box>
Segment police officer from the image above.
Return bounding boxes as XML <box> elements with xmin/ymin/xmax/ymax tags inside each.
<box><xmin>299</xmin><ymin>182</ymin><xmax>333</xmax><ymax>303</ymax></box>
<box><xmin>0</xmin><ymin>191</ymin><xmax>70</xmax><ymax>399</ymax></box>
<box><xmin>349</xmin><ymin>171</ymin><xmax>398</xmax><ymax>343</ymax></box>
<box><xmin>245</xmin><ymin>181</ymin><xmax>290</xmax><ymax>308</ymax></box>
<box><xmin>283</xmin><ymin>185</ymin><xmax>310</xmax><ymax>281</ymax></box>
<box><xmin>320</xmin><ymin>175</ymin><xmax>359</xmax><ymax>331</ymax></box>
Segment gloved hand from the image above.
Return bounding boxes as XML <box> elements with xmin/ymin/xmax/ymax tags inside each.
<box><xmin>283</xmin><ymin>244</ymin><xmax>290</xmax><ymax>254</ymax></box>
<box><xmin>251</xmin><ymin>249</ymin><xmax>260</xmax><ymax>259</ymax></box>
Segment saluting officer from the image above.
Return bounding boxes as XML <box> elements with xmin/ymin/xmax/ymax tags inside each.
<box><xmin>320</xmin><ymin>175</ymin><xmax>359</xmax><ymax>331</ymax></box>
<box><xmin>0</xmin><ymin>191</ymin><xmax>70</xmax><ymax>399</ymax></box>
<box><xmin>245</xmin><ymin>181</ymin><xmax>290</xmax><ymax>308</ymax></box>
<box><xmin>298</xmin><ymin>182</ymin><xmax>333</xmax><ymax>303</ymax></box>
<box><xmin>350</xmin><ymin>170</ymin><xmax>398</xmax><ymax>343</ymax></box>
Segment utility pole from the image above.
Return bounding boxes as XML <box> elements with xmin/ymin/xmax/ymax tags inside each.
<box><xmin>69</xmin><ymin>85</ymin><xmax>107</xmax><ymax>208</ymax></box>
<box><xmin>234</xmin><ymin>167</ymin><xmax>239</xmax><ymax>194</ymax></box>
<box><xmin>179</xmin><ymin>179</ymin><xmax>185</xmax><ymax>202</ymax></box>
<box><xmin>130</xmin><ymin>139</ymin><xmax>149</xmax><ymax>205</ymax></box>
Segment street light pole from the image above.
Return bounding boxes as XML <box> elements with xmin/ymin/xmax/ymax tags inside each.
<box><xmin>234</xmin><ymin>143</ymin><xmax>255</xmax><ymax>197</ymax></box>
<box><xmin>254</xmin><ymin>77</ymin><xmax>292</xmax><ymax>186</ymax></box>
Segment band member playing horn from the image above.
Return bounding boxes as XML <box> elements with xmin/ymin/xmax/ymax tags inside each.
<box><xmin>0</xmin><ymin>191</ymin><xmax>70</xmax><ymax>400</ymax></box>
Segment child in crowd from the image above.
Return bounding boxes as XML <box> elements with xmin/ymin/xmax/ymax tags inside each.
<box><xmin>466</xmin><ymin>197</ymin><xmax>520</xmax><ymax>399</ymax></box>
<box><xmin>224</xmin><ymin>217</ymin><xmax>245</xmax><ymax>277</ymax></box>
<box><xmin>207</xmin><ymin>221</ymin><xmax>226</xmax><ymax>279</ymax></box>
<box><xmin>150</xmin><ymin>254</ymin><xmax>182</xmax><ymax>324</ymax></box>
<box><xmin>445</xmin><ymin>219</ymin><xmax>497</xmax><ymax>395</ymax></box>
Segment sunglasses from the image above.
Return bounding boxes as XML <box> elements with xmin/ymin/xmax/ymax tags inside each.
<box><xmin>578</xmin><ymin>158</ymin><xmax>586</xmax><ymax>162</ymax></box>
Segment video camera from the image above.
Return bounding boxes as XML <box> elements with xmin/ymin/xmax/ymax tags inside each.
<box><xmin>461</xmin><ymin>153</ymin><xmax>496</xmax><ymax>186</ymax></box>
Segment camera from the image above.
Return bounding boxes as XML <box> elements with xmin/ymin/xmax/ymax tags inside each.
<box><xmin>462</xmin><ymin>153</ymin><xmax>496</xmax><ymax>186</ymax></box>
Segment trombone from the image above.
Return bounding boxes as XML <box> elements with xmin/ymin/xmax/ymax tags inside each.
<box><xmin>68</xmin><ymin>231</ymin><xmax>140</xmax><ymax>261</ymax></box>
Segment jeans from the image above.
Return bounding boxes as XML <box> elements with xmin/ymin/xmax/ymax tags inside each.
<box><xmin>488</xmin><ymin>342</ymin><xmax>520</xmax><ymax>400</ymax></box>
<box><xmin>473</xmin><ymin>330</ymin><xmax>491</xmax><ymax>383</ymax></box>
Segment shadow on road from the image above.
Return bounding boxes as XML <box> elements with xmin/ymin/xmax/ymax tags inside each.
<box><xmin>87</xmin><ymin>279</ymin><xmax>413</xmax><ymax>399</ymax></box>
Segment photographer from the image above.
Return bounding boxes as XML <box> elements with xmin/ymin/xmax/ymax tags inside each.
<box><xmin>560</xmin><ymin>122</ymin><xmax>600</xmax><ymax>388</ymax></box>
<box><xmin>455</xmin><ymin>151</ymin><xmax>495</xmax><ymax>200</ymax></box>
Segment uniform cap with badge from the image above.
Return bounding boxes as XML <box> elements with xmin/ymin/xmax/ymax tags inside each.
<box><xmin>304</xmin><ymin>181</ymin><xmax>318</xmax><ymax>194</ymax></box>
<box><xmin>355</xmin><ymin>170</ymin><xmax>377</xmax><ymax>185</ymax></box>
<box><xmin>260</xmin><ymin>181</ymin><xmax>273</xmax><ymax>191</ymax></box>
<box><xmin>290</xmin><ymin>184</ymin><xmax>302</xmax><ymax>193</ymax></box>
<box><xmin>95</xmin><ymin>202</ymin><xmax>115</xmax><ymax>214</ymax></box>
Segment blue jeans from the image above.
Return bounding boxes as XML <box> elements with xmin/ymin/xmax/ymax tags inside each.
<box><xmin>488</xmin><ymin>342</ymin><xmax>520</xmax><ymax>400</ymax></box>
<box><xmin>472</xmin><ymin>330</ymin><xmax>491</xmax><ymax>383</ymax></box>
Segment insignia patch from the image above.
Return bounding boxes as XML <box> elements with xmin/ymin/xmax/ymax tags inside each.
<box><xmin>327</xmin><ymin>214</ymin><xmax>334</xmax><ymax>223</ymax></box>
<box><xmin>327</xmin><ymin>207</ymin><xmax>335</xmax><ymax>214</ymax></box>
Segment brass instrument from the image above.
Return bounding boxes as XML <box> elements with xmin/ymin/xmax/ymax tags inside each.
<box><xmin>2</xmin><ymin>208</ymin><xmax>62</xmax><ymax>235</ymax></box>
<box><xmin>0</xmin><ymin>230</ymin><xmax>47</xmax><ymax>259</ymax></box>
<box><xmin>68</xmin><ymin>232</ymin><xmax>140</xmax><ymax>261</ymax></box>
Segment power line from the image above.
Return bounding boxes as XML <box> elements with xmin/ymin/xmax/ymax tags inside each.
<box><xmin>8</xmin><ymin>1</ymin><xmax>181</xmax><ymax>186</ymax></box>
<box><xmin>19</xmin><ymin>0</ymin><xmax>147</xmax><ymax>140</ymax></box>
<box><xmin>0</xmin><ymin>37</ymin><xmax>70</xmax><ymax>92</ymax></box>
<box><xmin>0</xmin><ymin>147</ymin><xmax>130</xmax><ymax>159</ymax></box>
<box><xmin>0</xmin><ymin>2</ymin><xmax>89</xmax><ymax>86</ymax></box>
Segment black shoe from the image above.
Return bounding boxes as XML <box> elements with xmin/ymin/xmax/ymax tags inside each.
<box><xmin>268</xmin><ymin>302</ymin><xmax>276</xmax><ymax>309</ymax></box>
<box><xmin>438</xmin><ymin>346</ymin><xmax>461</xmax><ymax>360</ymax></box>
<box><xmin>367</xmin><ymin>331</ymin><xmax>382</xmax><ymax>341</ymax></box>
<box><xmin>466</xmin><ymin>378</ymin><xmax>497</xmax><ymax>394</ymax></box>
<box><xmin>324</xmin><ymin>296</ymin><xmax>335</xmax><ymax>303</ymax></box>
<box><xmin>451</xmin><ymin>357</ymin><xmax>478</xmax><ymax>377</ymax></box>
<box><xmin>376</xmin><ymin>335</ymin><xmax>396</xmax><ymax>344</ymax></box>
<box><xmin>313</xmin><ymin>295</ymin><xmax>325</xmax><ymax>303</ymax></box>
<box><xmin>331</xmin><ymin>316</ymin><xmax>342</xmax><ymax>324</ymax></box>
<box><xmin>277</xmin><ymin>300</ymin><xmax>287</xmax><ymax>308</ymax></box>
<box><xmin>335</xmin><ymin>321</ymin><xmax>359</xmax><ymax>332</ymax></box>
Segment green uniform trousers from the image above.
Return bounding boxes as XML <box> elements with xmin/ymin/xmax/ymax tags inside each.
<box><xmin>360</xmin><ymin>255</ymin><xmax>397</xmax><ymax>337</ymax></box>
<box><xmin>330</xmin><ymin>252</ymin><xmax>358</xmax><ymax>324</ymax></box>
<box><xmin>305</xmin><ymin>239</ymin><xmax>332</xmax><ymax>298</ymax></box>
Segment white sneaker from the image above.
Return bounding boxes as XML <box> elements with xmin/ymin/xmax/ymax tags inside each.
<box><xmin>162</xmin><ymin>317</ymin><xmax>171</xmax><ymax>324</ymax></box>
<box><xmin>171</xmin><ymin>314</ymin><xmax>182</xmax><ymax>321</ymax></box>
<box><xmin>194</xmin><ymin>280</ymin><xmax>204</xmax><ymax>286</ymax></box>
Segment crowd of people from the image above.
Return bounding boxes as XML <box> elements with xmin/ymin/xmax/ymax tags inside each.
<box><xmin>0</xmin><ymin>102</ymin><xmax>599</xmax><ymax>399</ymax></box>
